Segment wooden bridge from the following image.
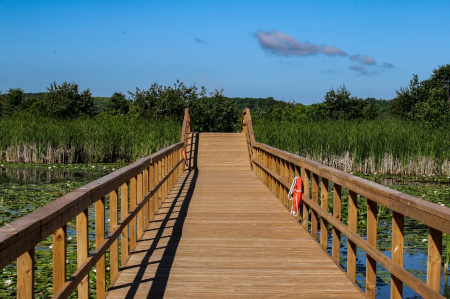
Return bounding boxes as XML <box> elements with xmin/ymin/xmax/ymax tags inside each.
<box><xmin>1</xmin><ymin>108</ymin><xmax>449</xmax><ymax>298</ymax></box>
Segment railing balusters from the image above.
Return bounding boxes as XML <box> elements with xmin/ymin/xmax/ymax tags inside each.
<box><xmin>366</xmin><ymin>199</ymin><xmax>377</xmax><ymax>298</ymax></box>
<box><xmin>77</xmin><ymin>209</ymin><xmax>89</xmax><ymax>298</ymax></box>
<box><xmin>332</xmin><ymin>183</ymin><xmax>341</xmax><ymax>264</ymax></box>
<box><xmin>53</xmin><ymin>225</ymin><xmax>66</xmax><ymax>294</ymax></box>
<box><xmin>95</xmin><ymin>196</ymin><xmax>106</xmax><ymax>297</ymax></box>
<box><xmin>347</xmin><ymin>190</ymin><xmax>358</xmax><ymax>282</ymax></box>
<box><xmin>109</xmin><ymin>189</ymin><xmax>119</xmax><ymax>282</ymax></box>
<box><xmin>320</xmin><ymin>178</ymin><xmax>328</xmax><ymax>251</ymax></box>
<box><xmin>391</xmin><ymin>211</ymin><xmax>404</xmax><ymax>298</ymax></box>
<box><xmin>120</xmin><ymin>183</ymin><xmax>129</xmax><ymax>267</ymax></box>
<box><xmin>17</xmin><ymin>248</ymin><xmax>35</xmax><ymax>298</ymax></box>
<box><xmin>427</xmin><ymin>227</ymin><xmax>442</xmax><ymax>292</ymax></box>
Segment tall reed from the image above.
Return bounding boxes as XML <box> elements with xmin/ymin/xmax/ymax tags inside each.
<box><xmin>253</xmin><ymin>119</ymin><xmax>450</xmax><ymax>175</ymax></box>
<box><xmin>0</xmin><ymin>115</ymin><xmax>180</xmax><ymax>163</ymax></box>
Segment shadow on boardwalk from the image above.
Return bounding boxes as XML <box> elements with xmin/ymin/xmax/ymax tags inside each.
<box><xmin>108</xmin><ymin>134</ymin><xmax>199</xmax><ymax>298</ymax></box>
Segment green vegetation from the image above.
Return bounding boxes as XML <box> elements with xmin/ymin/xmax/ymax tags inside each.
<box><xmin>0</xmin><ymin>115</ymin><xmax>180</xmax><ymax>163</ymax></box>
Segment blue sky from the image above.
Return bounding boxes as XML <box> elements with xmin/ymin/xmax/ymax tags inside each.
<box><xmin>1</xmin><ymin>0</ymin><xmax>449</xmax><ymax>104</ymax></box>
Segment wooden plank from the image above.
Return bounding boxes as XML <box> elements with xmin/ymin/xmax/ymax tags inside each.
<box><xmin>17</xmin><ymin>248</ymin><xmax>35</xmax><ymax>299</ymax></box>
<box><xmin>77</xmin><ymin>209</ymin><xmax>89</xmax><ymax>299</ymax></box>
<box><xmin>347</xmin><ymin>190</ymin><xmax>357</xmax><ymax>282</ymax></box>
<box><xmin>95</xmin><ymin>197</ymin><xmax>106</xmax><ymax>298</ymax></box>
<box><xmin>53</xmin><ymin>225</ymin><xmax>66</xmax><ymax>294</ymax></box>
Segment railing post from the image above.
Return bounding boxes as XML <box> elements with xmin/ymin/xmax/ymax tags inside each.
<box><xmin>137</xmin><ymin>172</ymin><xmax>143</xmax><ymax>238</ymax></box>
<box><xmin>427</xmin><ymin>227</ymin><xmax>442</xmax><ymax>293</ymax></box>
<box><xmin>332</xmin><ymin>183</ymin><xmax>341</xmax><ymax>264</ymax></box>
<box><xmin>347</xmin><ymin>190</ymin><xmax>358</xmax><ymax>282</ymax></box>
<box><xmin>76</xmin><ymin>209</ymin><xmax>89</xmax><ymax>299</ymax></box>
<box><xmin>17</xmin><ymin>248</ymin><xmax>35</xmax><ymax>299</ymax></box>
<box><xmin>366</xmin><ymin>200</ymin><xmax>377</xmax><ymax>298</ymax></box>
<box><xmin>149</xmin><ymin>162</ymin><xmax>155</xmax><ymax>220</ymax></box>
<box><xmin>311</xmin><ymin>174</ymin><xmax>319</xmax><ymax>240</ymax></box>
<box><xmin>130</xmin><ymin>176</ymin><xmax>137</xmax><ymax>250</ymax></box>
<box><xmin>320</xmin><ymin>178</ymin><xmax>328</xmax><ymax>251</ymax></box>
<box><xmin>53</xmin><ymin>225</ymin><xmax>66</xmax><ymax>294</ymax></box>
<box><xmin>391</xmin><ymin>211</ymin><xmax>404</xmax><ymax>298</ymax></box>
<box><xmin>301</xmin><ymin>166</ymin><xmax>310</xmax><ymax>229</ymax></box>
<box><xmin>143</xmin><ymin>168</ymin><xmax>149</xmax><ymax>226</ymax></box>
<box><xmin>110</xmin><ymin>189</ymin><xmax>119</xmax><ymax>282</ymax></box>
<box><xmin>95</xmin><ymin>197</ymin><xmax>106</xmax><ymax>297</ymax></box>
<box><xmin>120</xmin><ymin>183</ymin><xmax>129</xmax><ymax>266</ymax></box>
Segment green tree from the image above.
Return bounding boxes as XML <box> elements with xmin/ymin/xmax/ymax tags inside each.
<box><xmin>3</xmin><ymin>88</ymin><xmax>25</xmax><ymax>114</ymax></box>
<box><xmin>391</xmin><ymin>64</ymin><xmax>450</xmax><ymax>125</ymax></box>
<box><xmin>128</xmin><ymin>80</ymin><xmax>198</xmax><ymax>119</ymax></box>
<box><xmin>190</xmin><ymin>89</ymin><xmax>239</xmax><ymax>132</ymax></box>
<box><xmin>108</xmin><ymin>92</ymin><xmax>130</xmax><ymax>114</ymax></box>
<box><xmin>44</xmin><ymin>82</ymin><xmax>95</xmax><ymax>118</ymax></box>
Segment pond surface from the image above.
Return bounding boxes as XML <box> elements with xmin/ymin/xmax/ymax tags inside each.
<box><xmin>0</xmin><ymin>163</ymin><xmax>449</xmax><ymax>297</ymax></box>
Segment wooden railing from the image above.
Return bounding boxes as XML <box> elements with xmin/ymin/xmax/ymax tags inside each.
<box><xmin>0</xmin><ymin>108</ymin><xmax>192</xmax><ymax>298</ymax></box>
<box><xmin>241</xmin><ymin>108</ymin><xmax>450</xmax><ymax>299</ymax></box>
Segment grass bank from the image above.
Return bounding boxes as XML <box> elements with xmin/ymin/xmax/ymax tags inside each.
<box><xmin>253</xmin><ymin>119</ymin><xmax>450</xmax><ymax>175</ymax></box>
<box><xmin>0</xmin><ymin>115</ymin><xmax>180</xmax><ymax>163</ymax></box>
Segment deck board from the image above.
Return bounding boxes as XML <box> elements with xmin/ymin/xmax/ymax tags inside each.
<box><xmin>106</xmin><ymin>133</ymin><xmax>365</xmax><ymax>298</ymax></box>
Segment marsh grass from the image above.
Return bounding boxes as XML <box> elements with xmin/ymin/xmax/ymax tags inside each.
<box><xmin>254</xmin><ymin>119</ymin><xmax>450</xmax><ymax>175</ymax></box>
<box><xmin>0</xmin><ymin>115</ymin><xmax>180</xmax><ymax>163</ymax></box>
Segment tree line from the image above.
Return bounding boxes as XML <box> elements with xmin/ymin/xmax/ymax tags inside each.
<box><xmin>0</xmin><ymin>64</ymin><xmax>448</xmax><ymax>130</ymax></box>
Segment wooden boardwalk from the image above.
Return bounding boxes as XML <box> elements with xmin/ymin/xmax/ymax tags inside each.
<box><xmin>106</xmin><ymin>133</ymin><xmax>365</xmax><ymax>298</ymax></box>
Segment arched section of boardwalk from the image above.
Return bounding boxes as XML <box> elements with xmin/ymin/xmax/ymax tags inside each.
<box><xmin>106</xmin><ymin>133</ymin><xmax>365</xmax><ymax>298</ymax></box>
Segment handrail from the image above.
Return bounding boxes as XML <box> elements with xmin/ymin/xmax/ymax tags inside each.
<box><xmin>244</xmin><ymin>108</ymin><xmax>449</xmax><ymax>299</ymax></box>
<box><xmin>0</xmin><ymin>114</ymin><xmax>189</xmax><ymax>297</ymax></box>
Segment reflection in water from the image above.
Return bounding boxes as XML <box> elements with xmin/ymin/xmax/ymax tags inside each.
<box><xmin>0</xmin><ymin>167</ymin><xmax>100</xmax><ymax>184</ymax></box>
